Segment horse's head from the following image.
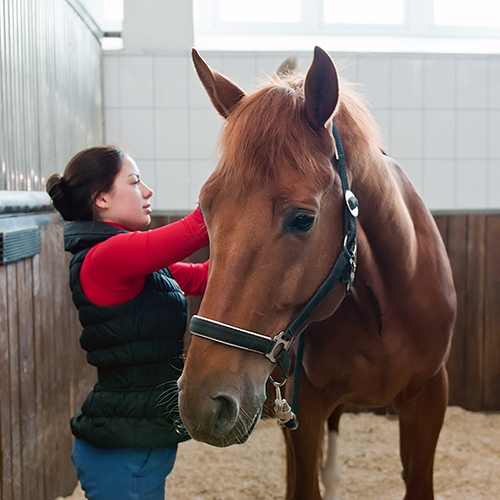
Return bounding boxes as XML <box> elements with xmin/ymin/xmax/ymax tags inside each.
<box><xmin>178</xmin><ymin>47</ymin><xmax>354</xmax><ymax>446</ymax></box>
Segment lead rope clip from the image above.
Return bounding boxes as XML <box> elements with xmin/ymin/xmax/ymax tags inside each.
<box><xmin>271</xmin><ymin>377</ymin><xmax>296</xmax><ymax>427</ymax></box>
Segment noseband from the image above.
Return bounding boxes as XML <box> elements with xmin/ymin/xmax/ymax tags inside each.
<box><xmin>189</xmin><ymin>120</ymin><xmax>358</xmax><ymax>427</ymax></box>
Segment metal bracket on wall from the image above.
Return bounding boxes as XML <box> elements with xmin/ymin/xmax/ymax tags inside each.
<box><xmin>0</xmin><ymin>227</ymin><xmax>41</xmax><ymax>264</ymax></box>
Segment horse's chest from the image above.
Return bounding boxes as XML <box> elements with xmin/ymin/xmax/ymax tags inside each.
<box><xmin>302</xmin><ymin>307</ymin><xmax>413</xmax><ymax>403</ymax></box>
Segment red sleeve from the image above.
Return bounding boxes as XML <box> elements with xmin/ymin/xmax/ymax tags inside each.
<box><xmin>169</xmin><ymin>260</ymin><xmax>209</xmax><ymax>296</ymax></box>
<box><xmin>80</xmin><ymin>206</ymin><xmax>208</xmax><ymax>306</ymax></box>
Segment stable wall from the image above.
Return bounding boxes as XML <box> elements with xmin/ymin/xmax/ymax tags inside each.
<box><xmin>103</xmin><ymin>42</ymin><xmax>500</xmax><ymax>212</ymax></box>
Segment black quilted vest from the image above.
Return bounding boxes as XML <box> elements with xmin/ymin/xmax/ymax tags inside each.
<box><xmin>64</xmin><ymin>221</ymin><xmax>190</xmax><ymax>449</ymax></box>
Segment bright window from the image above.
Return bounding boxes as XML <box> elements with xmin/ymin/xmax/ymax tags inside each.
<box><xmin>434</xmin><ymin>0</ymin><xmax>500</xmax><ymax>27</ymax></box>
<box><xmin>194</xmin><ymin>0</ymin><xmax>500</xmax><ymax>53</ymax></box>
<box><xmin>218</xmin><ymin>0</ymin><xmax>301</xmax><ymax>23</ymax></box>
<box><xmin>324</xmin><ymin>0</ymin><xmax>405</xmax><ymax>26</ymax></box>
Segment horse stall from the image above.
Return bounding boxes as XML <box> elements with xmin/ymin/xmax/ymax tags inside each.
<box><xmin>0</xmin><ymin>1</ymin><xmax>102</xmax><ymax>498</ymax></box>
<box><xmin>2</xmin><ymin>1</ymin><xmax>500</xmax><ymax>500</ymax></box>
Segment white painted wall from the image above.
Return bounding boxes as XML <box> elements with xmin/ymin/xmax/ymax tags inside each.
<box><xmin>103</xmin><ymin>1</ymin><xmax>500</xmax><ymax>212</ymax></box>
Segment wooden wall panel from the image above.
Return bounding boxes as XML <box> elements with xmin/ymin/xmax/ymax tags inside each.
<box><xmin>0</xmin><ymin>219</ymin><xmax>95</xmax><ymax>500</ymax></box>
<box><xmin>0</xmin><ymin>265</ymin><xmax>13</xmax><ymax>500</ymax></box>
<box><xmin>434</xmin><ymin>213</ymin><xmax>500</xmax><ymax>411</ymax></box>
<box><xmin>463</xmin><ymin>216</ymin><xmax>485</xmax><ymax>410</ymax></box>
<box><xmin>483</xmin><ymin>215</ymin><xmax>500</xmax><ymax>410</ymax></box>
<box><xmin>441</xmin><ymin>215</ymin><xmax>467</xmax><ymax>407</ymax></box>
<box><xmin>6</xmin><ymin>264</ymin><xmax>22</xmax><ymax>500</ymax></box>
<box><xmin>1</xmin><ymin>211</ymin><xmax>500</xmax><ymax>500</ymax></box>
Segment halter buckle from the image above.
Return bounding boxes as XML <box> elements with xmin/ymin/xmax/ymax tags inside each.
<box><xmin>265</xmin><ymin>330</ymin><xmax>291</xmax><ymax>364</ymax></box>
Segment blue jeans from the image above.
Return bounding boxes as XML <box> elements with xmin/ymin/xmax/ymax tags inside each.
<box><xmin>71</xmin><ymin>438</ymin><xmax>177</xmax><ymax>500</ymax></box>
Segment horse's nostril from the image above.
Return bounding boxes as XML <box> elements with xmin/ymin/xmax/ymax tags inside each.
<box><xmin>212</xmin><ymin>394</ymin><xmax>239</xmax><ymax>431</ymax></box>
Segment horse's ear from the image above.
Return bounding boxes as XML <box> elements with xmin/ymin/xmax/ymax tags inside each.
<box><xmin>192</xmin><ymin>48</ymin><xmax>246</xmax><ymax>119</ymax></box>
<box><xmin>276</xmin><ymin>55</ymin><xmax>298</xmax><ymax>77</ymax></box>
<box><xmin>303</xmin><ymin>46</ymin><xmax>339</xmax><ymax>131</ymax></box>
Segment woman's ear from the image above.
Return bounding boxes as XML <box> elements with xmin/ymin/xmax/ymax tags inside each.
<box><xmin>95</xmin><ymin>193</ymin><xmax>108</xmax><ymax>210</ymax></box>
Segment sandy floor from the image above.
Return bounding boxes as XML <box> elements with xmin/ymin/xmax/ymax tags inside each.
<box><xmin>57</xmin><ymin>406</ymin><xmax>500</xmax><ymax>500</ymax></box>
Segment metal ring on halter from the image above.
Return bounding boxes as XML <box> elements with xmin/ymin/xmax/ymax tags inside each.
<box><xmin>344</xmin><ymin>234</ymin><xmax>356</xmax><ymax>254</ymax></box>
<box><xmin>269</xmin><ymin>375</ymin><xmax>288</xmax><ymax>387</ymax></box>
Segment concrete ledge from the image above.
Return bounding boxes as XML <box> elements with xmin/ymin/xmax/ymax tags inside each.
<box><xmin>0</xmin><ymin>191</ymin><xmax>53</xmax><ymax>216</ymax></box>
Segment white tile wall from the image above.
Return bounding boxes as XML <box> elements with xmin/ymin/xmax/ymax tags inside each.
<box><xmin>423</xmin><ymin>160</ymin><xmax>455</xmax><ymax>210</ymax></box>
<box><xmin>153</xmin><ymin>56</ymin><xmax>189</xmax><ymax>108</ymax></box>
<box><xmin>488</xmin><ymin>160</ymin><xmax>500</xmax><ymax>207</ymax></box>
<box><xmin>455</xmin><ymin>110</ymin><xmax>488</xmax><ymax>159</ymax></box>
<box><xmin>456</xmin><ymin>159</ymin><xmax>488</xmax><ymax>209</ymax></box>
<box><xmin>390</xmin><ymin>109</ymin><xmax>423</xmax><ymax>159</ymax></box>
<box><xmin>155</xmin><ymin>108</ymin><xmax>189</xmax><ymax>159</ymax></box>
<box><xmin>221</xmin><ymin>53</ymin><xmax>258</xmax><ymax>92</ymax></box>
<box><xmin>188</xmin><ymin>109</ymin><xmax>223</xmax><ymax>160</ymax></box>
<box><xmin>423</xmin><ymin>110</ymin><xmax>455</xmax><ymax>158</ymax></box>
<box><xmin>390</xmin><ymin>56</ymin><xmax>423</xmax><ymax>109</ymax></box>
<box><xmin>488</xmin><ymin>110</ymin><xmax>500</xmax><ymax>158</ymax></box>
<box><xmin>155</xmin><ymin>160</ymin><xmax>190</xmax><ymax>210</ymax></box>
<box><xmin>423</xmin><ymin>56</ymin><xmax>455</xmax><ymax>109</ymax></box>
<box><xmin>104</xmin><ymin>50</ymin><xmax>500</xmax><ymax>212</ymax></box>
<box><xmin>119</xmin><ymin>108</ymin><xmax>155</xmax><ymax>159</ymax></box>
<box><xmin>119</xmin><ymin>56</ymin><xmax>154</xmax><ymax>108</ymax></box>
<box><xmin>357</xmin><ymin>55</ymin><xmax>391</xmax><ymax>108</ymax></box>
<box><xmin>488</xmin><ymin>59</ymin><xmax>500</xmax><ymax>109</ymax></box>
<box><xmin>455</xmin><ymin>57</ymin><xmax>488</xmax><ymax>109</ymax></box>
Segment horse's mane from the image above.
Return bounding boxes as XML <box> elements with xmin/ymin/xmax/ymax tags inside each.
<box><xmin>211</xmin><ymin>71</ymin><xmax>382</xmax><ymax>195</ymax></box>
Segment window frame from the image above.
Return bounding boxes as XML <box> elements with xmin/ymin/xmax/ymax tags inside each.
<box><xmin>193</xmin><ymin>0</ymin><xmax>500</xmax><ymax>50</ymax></box>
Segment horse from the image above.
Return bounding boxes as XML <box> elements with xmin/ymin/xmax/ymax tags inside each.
<box><xmin>177</xmin><ymin>46</ymin><xmax>456</xmax><ymax>500</ymax></box>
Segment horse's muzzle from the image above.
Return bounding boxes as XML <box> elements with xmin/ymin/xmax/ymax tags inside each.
<box><xmin>178</xmin><ymin>379</ymin><xmax>264</xmax><ymax>447</ymax></box>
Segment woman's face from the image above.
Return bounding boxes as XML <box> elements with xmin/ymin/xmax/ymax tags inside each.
<box><xmin>96</xmin><ymin>156</ymin><xmax>154</xmax><ymax>230</ymax></box>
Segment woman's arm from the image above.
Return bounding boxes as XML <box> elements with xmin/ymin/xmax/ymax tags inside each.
<box><xmin>81</xmin><ymin>206</ymin><xmax>208</xmax><ymax>305</ymax></box>
<box><xmin>169</xmin><ymin>260</ymin><xmax>209</xmax><ymax>296</ymax></box>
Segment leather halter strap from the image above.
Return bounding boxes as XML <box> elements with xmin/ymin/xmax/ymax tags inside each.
<box><xmin>189</xmin><ymin>120</ymin><xmax>358</xmax><ymax>378</ymax></box>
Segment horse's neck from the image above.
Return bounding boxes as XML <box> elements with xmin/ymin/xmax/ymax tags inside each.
<box><xmin>350</xmin><ymin>152</ymin><xmax>420</xmax><ymax>299</ymax></box>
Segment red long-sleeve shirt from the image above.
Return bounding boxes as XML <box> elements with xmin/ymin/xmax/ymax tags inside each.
<box><xmin>80</xmin><ymin>207</ymin><xmax>209</xmax><ymax>306</ymax></box>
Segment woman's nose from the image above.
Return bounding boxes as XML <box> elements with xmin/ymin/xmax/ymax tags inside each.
<box><xmin>142</xmin><ymin>182</ymin><xmax>153</xmax><ymax>198</ymax></box>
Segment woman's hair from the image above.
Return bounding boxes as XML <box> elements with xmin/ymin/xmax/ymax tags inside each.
<box><xmin>46</xmin><ymin>145</ymin><xmax>125</xmax><ymax>221</ymax></box>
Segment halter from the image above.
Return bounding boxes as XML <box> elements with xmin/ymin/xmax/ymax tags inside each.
<box><xmin>189</xmin><ymin>120</ymin><xmax>358</xmax><ymax>428</ymax></box>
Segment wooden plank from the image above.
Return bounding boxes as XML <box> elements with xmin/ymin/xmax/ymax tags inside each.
<box><xmin>16</xmin><ymin>258</ymin><xmax>37</xmax><ymax>499</ymax></box>
<box><xmin>483</xmin><ymin>215</ymin><xmax>500</xmax><ymax>410</ymax></box>
<box><xmin>0</xmin><ymin>264</ymin><xmax>14</xmax><ymax>500</ymax></box>
<box><xmin>445</xmin><ymin>215</ymin><xmax>467</xmax><ymax>407</ymax></box>
<box><xmin>6</xmin><ymin>264</ymin><xmax>22</xmax><ymax>500</ymax></box>
<box><xmin>52</xmin><ymin>225</ymin><xmax>76</xmax><ymax>496</ymax></box>
<box><xmin>39</xmin><ymin>225</ymin><xmax>58</xmax><ymax>500</ymax></box>
<box><xmin>433</xmin><ymin>214</ymin><xmax>449</xmax><ymax>248</ymax></box>
<box><xmin>32</xmin><ymin>250</ymin><xmax>46</xmax><ymax>500</ymax></box>
<box><xmin>60</xmin><ymin>252</ymin><xmax>78</xmax><ymax>495</ymax></box>
<box><xmin>463</xmin><ymin>215</ymin><xmax>485</xmax><ymax>411</ymax></box>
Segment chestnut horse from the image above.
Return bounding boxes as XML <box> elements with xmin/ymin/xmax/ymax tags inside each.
<box><xmin>178</xmin><ymin>47</ymin><xmax>456</xmax><ymax>500</ymax></box>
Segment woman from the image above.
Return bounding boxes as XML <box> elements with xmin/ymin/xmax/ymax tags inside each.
<box><xmin>46</xmin><ymin>145</ymin><xmax>209</xmax><ymax>500</ymax></box>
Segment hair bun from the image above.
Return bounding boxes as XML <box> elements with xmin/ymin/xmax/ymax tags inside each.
<box><xmin>46</xmin><ymin>173</ymin><xmax>77</xmax><ymax>221</ymax></box>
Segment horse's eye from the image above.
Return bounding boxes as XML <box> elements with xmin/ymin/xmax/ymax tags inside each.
<box><xmin>284</xmin><ymin>213</ymin><xmax>316</xmax><ymax>234</ymax></box>
<box><xmin>293</xmin><ymin>214</ymin><xmax>315</xmax><ymax>231</ymax></box>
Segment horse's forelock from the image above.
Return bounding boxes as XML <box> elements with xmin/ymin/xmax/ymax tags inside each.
<box><xmin>215</xmin><ymin>79</ymin><xmax>324</xmax><ymax>189</ymax></box>
<box><xmin>212</xmin><ymin>73</ymin><xmax>381</xmax><ymax>197</ymax></box>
